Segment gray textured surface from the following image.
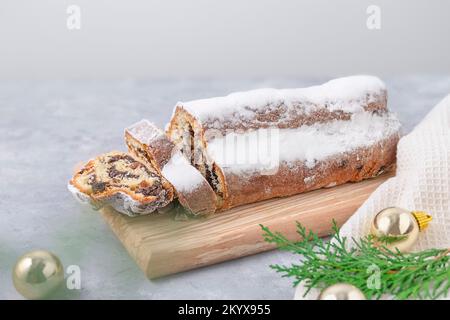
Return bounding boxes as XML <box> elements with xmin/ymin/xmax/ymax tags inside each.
<box><xmin>0</xmin><ymin>76</ymin><xmax>449</xmax><ymax>299</ymax></box>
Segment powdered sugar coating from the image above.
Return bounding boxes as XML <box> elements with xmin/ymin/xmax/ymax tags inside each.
<box><xmin>67</xmin><ymin>182</ymin><xmax>102</xmax><ymax>210</ymax></box>
<box><xmin>68</xmin><ymin>181</ymin><xmax>166</xmax><ymax>217</ymax></box>
<box><xmin>101</xmin><ymin>191</ymin><xmax>164</xmax><ymax>217</ymax></box>
<box><xmin>125</xmin><ymin>119</ymin><xmax>166</xmax><ymax>145</ymax></box>
<box><xmin>162</xmin><ymin>151</ymin><xmax>207</xmax><ymax>192</ymax></box>
<box><xmin>178</xmin><ymin>75</ymin><xmax>386</xmax><ymax>129</ymax></box>
<box><xmin>206</xmin><ymin>112</ymin><xmax>401</xmax><ymax>175</ymax></box>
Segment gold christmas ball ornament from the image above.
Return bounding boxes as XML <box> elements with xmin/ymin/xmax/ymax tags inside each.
<box><xmin>318</xmin><ymin>283</ymin><xmax>366</xmax><ymax>300</ymax></box>
<box><xmin>12</xmin><ymin>250</ymin><xmax>64</xmax><ymax>300</ymax></box>
<box><xmin>370</xmin><ymin>207</ymin><xmax>432</xmax><ymax>253</ymax></box>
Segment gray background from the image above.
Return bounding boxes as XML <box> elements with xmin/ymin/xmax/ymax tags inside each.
<box><xmin>0</xmin><ymin>0</ymin><xmax>449</xmax><ymax>79</ymax></box>
<box><xmin>1</xmin><ymin>0</ymin><xmax>450</xmax><ymax>300</ymax></box>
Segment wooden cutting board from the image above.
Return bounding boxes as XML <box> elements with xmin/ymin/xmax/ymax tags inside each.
<box><xmin>101</xmin><ymin>173</ymin><xmax>392</xmax><ymax>279</ymax></box>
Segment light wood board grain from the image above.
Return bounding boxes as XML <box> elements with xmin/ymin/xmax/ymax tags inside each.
<box><xmin>101</xmin><ymin>173</ymin><xmax>392</xmax><ymax>279</ymax></box>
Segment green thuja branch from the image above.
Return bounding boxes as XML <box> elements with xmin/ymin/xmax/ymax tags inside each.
<box><xmin>261</xmin><ymin>221</ymin><xmax>450</xmax><ymax>300</ymax></box>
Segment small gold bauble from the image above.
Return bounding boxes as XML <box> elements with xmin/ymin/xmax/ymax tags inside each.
<box><xmin>12</xmin><ymin>250</ymin><xmax>64</xmax><ymax>300</ymax></box>
<box><xmin>318</xmin><ymin>283</ymin><xmax>366</xmax><ymax>300</ymax></box>
<box><xmin>370</xmin><ymin>207</ymin><xmax>432</xmax><ymax>253</ymax></box>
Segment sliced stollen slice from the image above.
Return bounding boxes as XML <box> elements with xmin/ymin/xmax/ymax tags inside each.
<box><xmin>68</xmin><ymin>151</ymin><xmax>174</xmax><ymax>216</ymax></box>
<box><xmin>124</xmin><ymin>119</ymin><xmax>174</xmax><ymax>172</ymax></box>
<box><xmin>161</xmin><ymin>151</ymin><xmax>217</xmax><ymax>216</ymax></box>
<box><xmin>125</xmin><ymin>120</ymin><xmax>217</xmax><ymax>216</ymax></box>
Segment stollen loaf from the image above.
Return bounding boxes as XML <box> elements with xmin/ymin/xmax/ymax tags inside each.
<box><xmin>167</xmin><ymin>75</ymin><xmax>402</xmax><ymax>210</ymax></box>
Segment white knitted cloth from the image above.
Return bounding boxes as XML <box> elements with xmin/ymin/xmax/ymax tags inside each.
<box><xmin>295</xmin><ymin>94</ymin><xmax>450</xmax><ymax>299</ymax></box>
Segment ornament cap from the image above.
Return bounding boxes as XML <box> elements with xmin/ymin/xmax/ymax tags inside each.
<box><xmin>411</xmin><ymin>211</ymin><xmax>432</xmax><ymax>231</ymax></box>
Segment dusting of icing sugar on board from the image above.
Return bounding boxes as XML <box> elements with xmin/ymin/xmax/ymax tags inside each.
<box><xmin>179</xmin><ymin>75</ymin><xmax>386</xmax><ymax>123</ymax></box>
<box><xmin>100</xmin><ymin>172</ymin><xmax>393</xmax><ymax>279</ymax></box>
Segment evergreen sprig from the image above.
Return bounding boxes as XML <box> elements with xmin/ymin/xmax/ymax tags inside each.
<box><xmin>261</xmin><ymin>221</ymin><xmax>450</xmax><ymax>299</ymax></box>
